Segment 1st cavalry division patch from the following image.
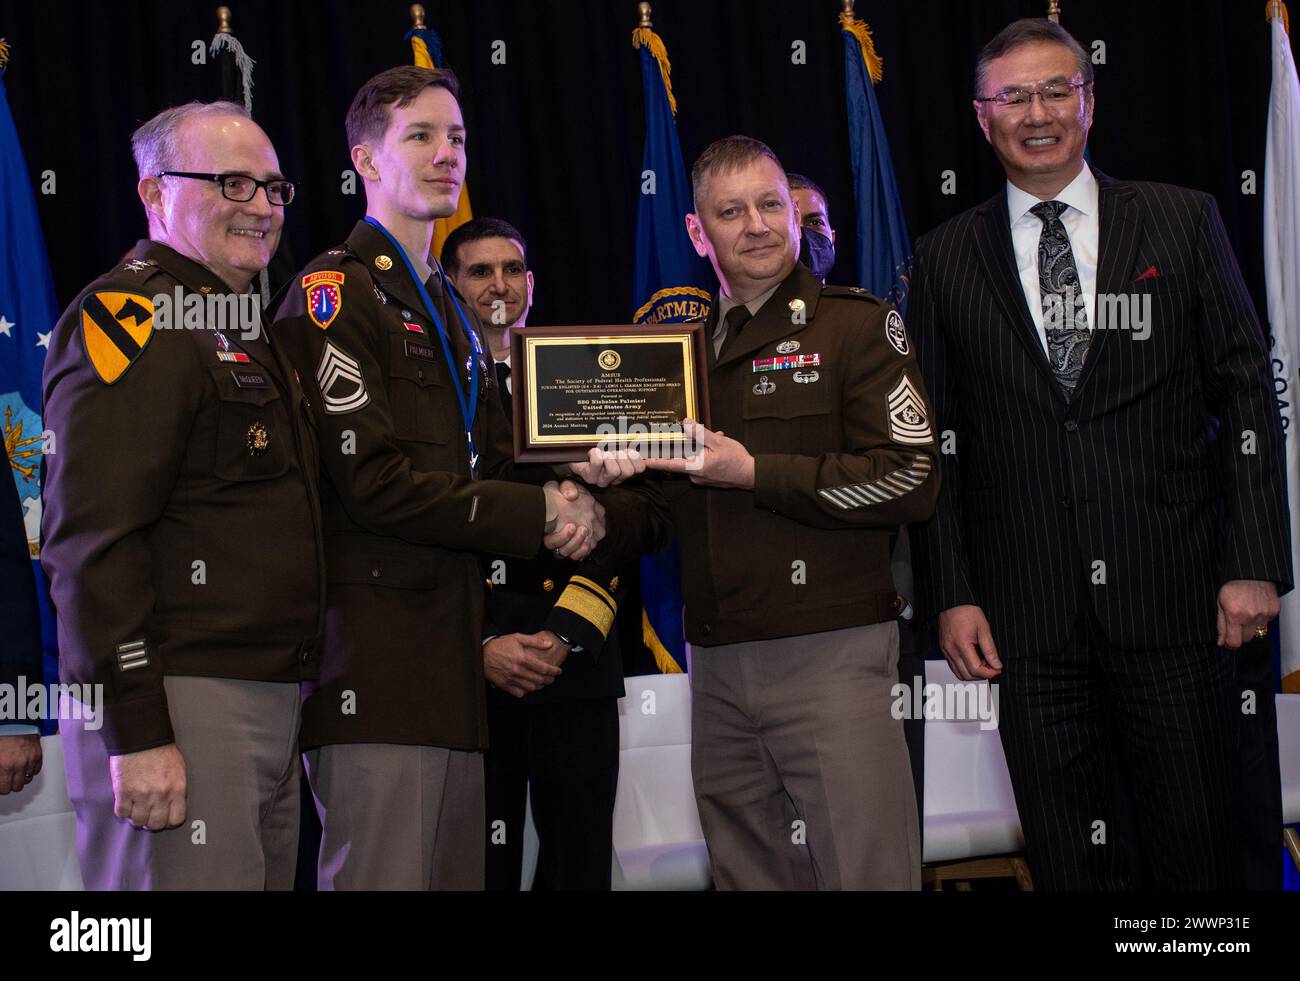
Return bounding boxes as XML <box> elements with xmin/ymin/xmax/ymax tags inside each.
<box><xmin>79</xmin><ymin>290</ymin><xmax>155</xmax><ymax>384</ymax></box>
<box><xmin>303</xmin><ymin>271</ymin><xmax>345</xmax><ymax>330</ymax></box>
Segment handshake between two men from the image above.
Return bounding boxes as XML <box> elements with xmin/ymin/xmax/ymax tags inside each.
<box><xmin>485</xmin><ymin>475</ymin><xmax>606</xmax><ymax>699</ymax></box>
<box><xmin>485</xmin><ymin>421</ymin><xmax>740</xmax><ymax>700</ymax></box>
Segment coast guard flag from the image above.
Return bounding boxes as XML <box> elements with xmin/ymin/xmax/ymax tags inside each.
<box><xmin>0</xmin><ymin>59</ymin><xmax>61</xmax><ymax>731</ymax></box>
<box><xmin>631</xmin><ymin>24</ymin><xmax>711</xmax><ymax>673</ymax></box>
<box><xmin>840</xmin><ymin>13</ymin><xmax>911</xmax><ymax>310</ymax></box>
<box><xmin>1264</xmin><ymin>6</ymin><xmax>1300</xmax><ymax>693</ymax></box>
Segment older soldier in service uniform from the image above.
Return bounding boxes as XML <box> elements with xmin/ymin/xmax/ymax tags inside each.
<box><xmin>273</xmin><ymin>67</ymin><xmax>665</xmax><ymax>890</ymax></box>
<box><xmin>443</xmin><ymin>217</ymin><xmax>638</xmax><ymax>890</ymax></box>
<box><xmin>41</xmin><ymin>101</ymin><xmax>323</xmax><ymax>889</ymax></box>
<box><xmin>576</xmin><ymin>136</ymin><xmax>939</xmax><ymax>890</ymax></box>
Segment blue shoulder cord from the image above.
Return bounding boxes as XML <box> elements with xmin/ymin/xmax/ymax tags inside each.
<box><xmin>363</xmin><ymin>216</ymin><xmax>483</xmax><ymax>475</ymax></box>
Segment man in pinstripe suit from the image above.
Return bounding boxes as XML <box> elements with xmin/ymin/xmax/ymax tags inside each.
<box><xmin>909</xmin><ymin>18</ymin><xmax>1292</xmax><ymax>890</ymax></box>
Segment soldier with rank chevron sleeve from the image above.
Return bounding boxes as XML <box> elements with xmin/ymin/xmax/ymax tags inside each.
<box><xmin>41</xmin><ymin>101</ymin><xmax>324</xmax><ymax>890</ymax></box>
<box><xmin>272</xmin><ymin>67</ymin><xmax>666</xmax><ymax>891</ymax></box>
<box><xmin>574</xmin><ymin>136</ymin><xmax>939</xmax><ymax>891</ymax></box>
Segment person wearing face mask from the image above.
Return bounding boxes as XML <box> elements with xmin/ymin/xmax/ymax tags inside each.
<box><xmin>787</xmin><ymin>173</ymin><xmax>837</xmax><ymax>283</ymax></box>
<box><xmin>41</xmin><ymin>101</ymin><xmax>324</xmax><ymax>889</ymax></box>
<box><xmin>787</xmin><ymin>171</ymin><xmax>924</xmax><ymax>831</ymax></box>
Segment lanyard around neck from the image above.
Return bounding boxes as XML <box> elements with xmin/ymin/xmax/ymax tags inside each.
<box><xmin>363</xmin><ymin>216</ymin><xmax>482</xmax><ymax>474</ymax></box>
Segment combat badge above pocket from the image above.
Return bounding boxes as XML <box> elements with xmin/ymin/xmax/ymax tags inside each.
<box><xmin>209</xmin><ymin>366</ymin><xmax>290</xmax><ymax>481</ymax></box>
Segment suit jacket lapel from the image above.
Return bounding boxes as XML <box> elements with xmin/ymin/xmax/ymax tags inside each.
<box><xmin>969</xmin><ymin>191</ymin><xmax>1060</xmax><ymax>399</ymax></box>
<box><xmin>1077</xmin><ymin>169</ymin><xmax>1142</xmax><ymax>393</ymax></box>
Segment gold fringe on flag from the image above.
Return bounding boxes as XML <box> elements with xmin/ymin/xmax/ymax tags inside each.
<box><xmin>0</xmin><ymin>38</ymin><xmax>11</xmax><ymax>73</ymax></box>
<box><xmin>1266</xmin><ymin>0</ymin><xmax>1290</xmax><ymax>35</ymax></box>
<box><xmin>411</xmin><ymin>35</ymin><xmax>435</xmax><ymax>68</ymax></box>
<box><xmin>839</xmin><ymin>11</ymin><xmax>884</xmax><ymax>85</ymax></box>
<box><xmin>632</xmin><ymin>27</ymin><xmax>679</xmax><ymax>117</ymax></box>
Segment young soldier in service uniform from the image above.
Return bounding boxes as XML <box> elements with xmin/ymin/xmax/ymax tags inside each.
<box><xmin>42</xmin><ymin>101</ymin><xmax>323</xmax><ymax>889</ymax></box>
<box><xmin>273</xmin><ymin>67</ymin><xmax>665</xmax><ymax>890</ymax></box>
<box><xmin>576</xmin><ymin>136</ymin><xmax>939</xmax><ymax>890</ymax></box>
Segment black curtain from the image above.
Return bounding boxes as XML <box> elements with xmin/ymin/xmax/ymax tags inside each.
<box><xmin>2</xmin><ymin>0</ymin><xmax>1291</xmax><ymax>327</ymax></box>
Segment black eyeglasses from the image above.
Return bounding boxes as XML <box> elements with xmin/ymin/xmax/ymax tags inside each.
<box><xmin>156</xmin><ymin>171</ymin><xmax>296</xmax><ymax>206</ymax></box>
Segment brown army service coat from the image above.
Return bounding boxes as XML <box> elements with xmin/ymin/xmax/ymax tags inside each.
<box><xmin>671</xmin><ymin>262</ymin><xmax>940</xmax><ymax>647</ymax></box>
<box><xmin>41</xmin><ymin>241</ymin><xmax>326</xmax><ymax>756</ymax></box>
<box><xmin>273</xmin><ymin>221</ymin><xmax>667</xmax><ymax>752</ymax></box>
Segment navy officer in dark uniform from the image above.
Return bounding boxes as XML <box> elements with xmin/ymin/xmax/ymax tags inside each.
<box><xmin>444</xmin><ymin>217</ymin><xmax>636</xmax><ymax>890</ymax></box>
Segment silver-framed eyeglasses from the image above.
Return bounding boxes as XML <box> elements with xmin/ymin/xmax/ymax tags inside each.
<box><xmin>975</xmin><ymin>80</ymin><xmax>1091</xmax><ymax>110</ymax></box>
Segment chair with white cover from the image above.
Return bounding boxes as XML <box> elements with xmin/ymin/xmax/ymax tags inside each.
<box><xmin>611</xmin><ymin>672</ymin><xmax>710</xmax><ymax>890</ymax></box>
<box><xmin>921</xmin><ymin>658</ymin><xmax>1029</xmax><ymax>889</ymax></box>
<box><xmin>0</xmin><ymin>734</ymin><xmax>84</xmax><ymax>890</ymax></box>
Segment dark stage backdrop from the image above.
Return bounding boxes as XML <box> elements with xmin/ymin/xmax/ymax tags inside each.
<box><xmin>1</xmin><ymin>0</ymin><xmax>1293</xmax><ymax>329</ymax></box>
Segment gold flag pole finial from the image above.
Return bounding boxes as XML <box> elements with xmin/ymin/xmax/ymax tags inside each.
<box><xmin>216</xmin><ymin>6</ymin><xmax>233</xmax><ymax>34</ymax></box>
<box><xmin>1266</xmin><ymin>0</ymin><xmax>1290</xmax><ymax>34</ymax></box>
<box><xmin>411</xmin><ymin>3</ymin><xmax>427</xmax><ymax>29</ymax></box>
<box><xmin>838</xmin><ymin>0</ymin><xmax>883</xmax><ymax>84</ymax></box>
<box><xmin>638</xmin><ymin>2</ymin><xmax>652</xmax><ymax>29</ymax></box>
<box><xmin>1048</xmin><ymin>1</ymin><xmax>1061</xmax><ymax>23</ymax></box>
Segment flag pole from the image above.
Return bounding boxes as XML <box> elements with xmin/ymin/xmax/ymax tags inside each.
<box><xmin>1048</xmin><ymin>1</ymin><xmax>1061</xmax><ymax>23</ymax></box>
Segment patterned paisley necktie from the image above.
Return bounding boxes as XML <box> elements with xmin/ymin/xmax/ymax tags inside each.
<box><xmin>1031</xmin><ymin>200</ymin><xmax>1090</xmax><ymax>393</ymax></box>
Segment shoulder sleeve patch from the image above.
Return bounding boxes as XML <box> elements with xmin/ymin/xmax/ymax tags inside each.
<box><xmin>303</xmin><ymin>271</ymin><xmax>346</xmax><ymax>330</ymax></box>
<box><xmin>884</xmin><ymin>309</ymin><xmax>909</xmax><ymax>355</ymax></box>
<box><xmin>79</xmin><ymin>290</ymin><xmax>155</xmax><ymax>385</ymax></box>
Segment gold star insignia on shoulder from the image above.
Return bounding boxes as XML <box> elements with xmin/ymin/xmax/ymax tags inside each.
<box><xmin>375</xmin><ymin>255</ymin><xmax>393</xmax><ymax>271</ymax></box>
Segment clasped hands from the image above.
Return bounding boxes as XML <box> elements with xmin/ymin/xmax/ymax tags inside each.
<box><xmin>484</xmin><ymin>630</ymin><xmax>570</xmax><ymax>698</ymax></box>
<box><xmin>570</xmin><ymin>419</ymin><xmax>755</xmax><ymax>489</ymax></box>
<box><xmin>542</xmin><ymin>479</ymin><xmax>605</xmax><ymax>560</ymax></box>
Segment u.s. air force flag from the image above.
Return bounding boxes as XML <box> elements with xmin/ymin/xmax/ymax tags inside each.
<box><xmin>631</xmin><ymin>22</ymin><xmax>711</xmax><ymax>673</ymax></box>
<box><xmin>0</xmin><ymin>48</ymin><xmax>60</xmax><ymax>731</ymax></box>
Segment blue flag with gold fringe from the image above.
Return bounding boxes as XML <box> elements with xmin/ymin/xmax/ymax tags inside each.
<box><xmin>0</xmin><ymin>48</ymin><xmax>61</xmax><ymax>734</ymax></box>
<box><xmin>841</xmin><ymin>12</ymin><xmax>911</xmax><ymax>310</ymax></box>
<box><xmin>631</xmin><ymin>23</ymin><xmax>711</xmax><ymax>674</ymax></box>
